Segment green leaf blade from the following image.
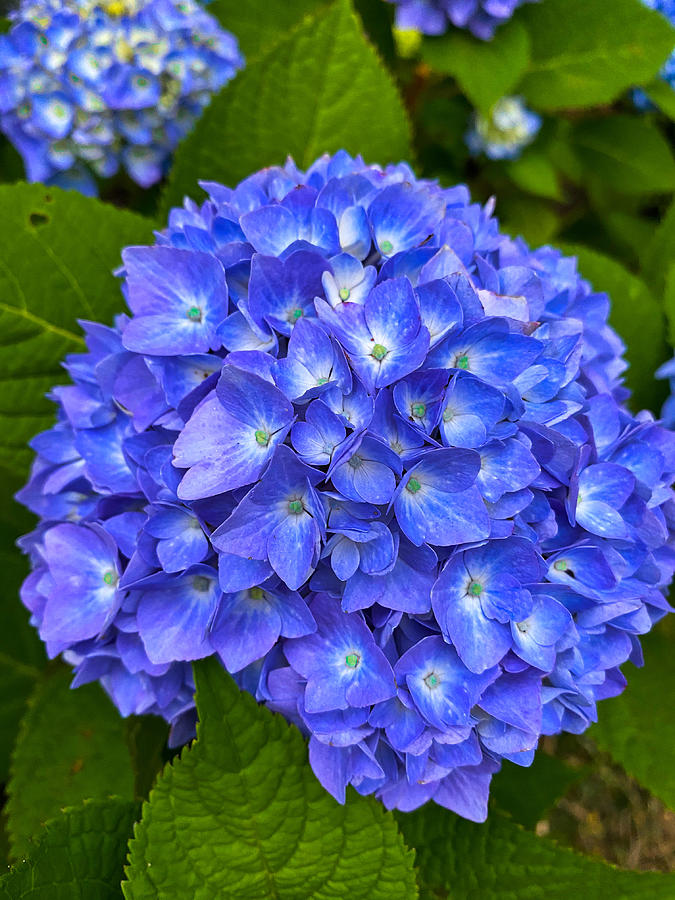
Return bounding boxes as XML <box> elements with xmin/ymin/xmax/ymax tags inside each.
<box><xmin>0</xmin><ymin>799</ymin><xmax>137</xmax><ymax>900</ymax></box>
<box><xmin>0</xmin><ymin>184</ymin><xmax>154</xmax><ymax>479</ymax></box>
<box><xmin>123</xmin><ymin>657</ymin><xmax>417</xmax><ymax>900</ymax></box>
<box><xmin>421</xmin><ymin>20</ymin><xmax>530</xmax><ymax>113</ymax></box>
<box><xmin>6</xmin><ymin>668</ymin><xmax>135</xmax><ymax>859</ymax></box>
<box><xmin>518</xmin><ymin>0</ymin><xmax>675</xmax><ymax>110</ymax></box>
<box><xmin>590</xmin><ymin>629</ymin><xmax>675</xmax><ymax>811</ymax></box>
<box><xmin>162</xmin><ymin>0</ymin><xmax>411</xmax><ymax>214</ymax></box>
<box><xmin>398</xmin><ymin>806</ymin><xmax>675</xmax><ymax>900</ymax></box>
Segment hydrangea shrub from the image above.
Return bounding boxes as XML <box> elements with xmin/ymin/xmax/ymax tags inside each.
<box><xmin>17</xmin><ymin>152</ymin><xmax>675</xmax><ymax>821</ymax></box>
<box><xmin>387</xmin><ymin>0</ymin><xmax>536</xmax><ymax>39</ymax></box>
<box><xmin>0</xmin><ymin>0</ymin><xmax>243</xmax><ymax>193</ymax></box>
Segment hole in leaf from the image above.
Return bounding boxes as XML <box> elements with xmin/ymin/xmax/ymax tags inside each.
<box><xmin>29</xmin><ymin>212</ymin><xmax>49</xmax><ymax>227</ymax></box>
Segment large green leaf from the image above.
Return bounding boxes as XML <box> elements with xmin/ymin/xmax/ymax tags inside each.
<box><xmin>421</xmin><ymin>19</ymin><xmax>530</xmax><ymax>114</ymax></box>
<box><xmin>590</xmin><ymin>628</ymin><xmax>675</xmax><ymax>811</ymax></box>
<box><xmin>571</xmin><ymin>116</ymin><xmax>675</xmax><ymax>196</ymax></box>
<box><xmin>208</xmin><ymin>0</ymin><xmax>329</xmax><ymax>60</ymax></box>
<box><xmin>0</xmin><ymin>800</ymin><xmax>137</xmax><ymax>900</ymax></box>
<box><xmin>397</xmin><ymin>805</ymin><xmax>675</xmax><ymax>900</ymax></box>
<box><xmin>162</xmin><ymin>0</ymin><xmax>411</xmax><ymax>214</ymax></box>
<box><xmin>123</xmin><ymin>657</ymin><xmax>417</xmax><ymax>899</ymax></box>
<box><xmin>6</xmin><ymin>668</ymin><xmax>135</xmax><ymax>859</ymax></box>
<box><xmin>0</xmin><ymin>183</ymin><xmax>154</xmax><ymax>478</ymax></box>
<box><xmin>518</xmin><ymin>0</ymin><xmax>675</xmax><ymax>111</ymax></box>
<box><xmin>558</xmin><ymin>243</ymin><xmax>669</xmax><ymax>413</ymax></box>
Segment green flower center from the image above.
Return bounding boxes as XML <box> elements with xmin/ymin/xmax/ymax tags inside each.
<box><xmin>553</xmin><ymin>560</ymin><xmax>567</xmax><ymax>572</ymax></box>
<box><xmin>288</xmin><ymin>499</ymin><xmax>303</xmax><ymax>515</ymax></box>
<box><xmin>442</xmin><ymin>407</ymin><xmax>454</xmax><ymax>422</ymax></box>
<box><xmin>187</xmin><ymin>306</ymin><xmax>202</xmax><ymax>321</ymax></box>
<box><xmin>103</xmin><ymin>570</ymin><xmax>116</xmax><ymax>586</ymax></box>
<box><xmin>345</xmin><ymin>653</ymin><xmax>360</xmax><ymax>668</ymax></box>
<box><xmin>411</xmin><ymin>402</ymin><xmax>426</xmax><ymax>418</ymax></box>
<box><xmin>317</xmin><ymin>377</ymin><xmax>328</xmax><ymax>385</ymax></box>
<box><xmin>424</xmin><ymin>672</ymin><xmax>440</xmax><ymax>689</ymax></box>
<box><xmin>255</xmin><ymin>429</ymin><xmax>270</xmax><ymax>446</ymax></box>
<box><xmin>39</xmin><ymin>34</ymin><xmax>48</xmax><ymax>46</ymax></box>
<box><xmin>380</xmin><ymin>240</ymin><xmax>393</xmax><ymax>254</ymax></box>
<box><xmin>406</xmin><ymin>477</ymin><xmax>421</xmax><ymax>494</ymax></box>
<box><xmin>134</xmin><ymin>75</ymin><xmax>149</xmax><ymax>88</ymax></box>
<box><xmin>348</xmin><ymin>455</ymin><xmax>363</xmax><ymax>469</ymax></box>
<box><xmin>291</xmin><ymin>308</ymin><xmax>303</xmax><ymax>321</ymax></box>
<box><xmin>371</xmin><ymin>343</ymin><xmax>388</xmax><ymax>361</ymax></box>
<box><xmin>192</xmin><ymin>576</ymin><xmax>211</xmax><ymax>593</ymax></box>
<box><xmin>468</xmin><ymin>581</ymin><xmax>482</xmax><ymax>596</ymax></box>
<box><xmin>249</xmin><ymin>587</ymin><xmax>265</xmax><ymax>601</ymax></box>
<box><xmin>457</xmin><ymin>355</ymin><xmax>469</xmax><ymax>370</ymax></box>
<box><xmin>339</xmin><ymin>288</ymin><xmax>350</xmax><ymax>301</ymax></box>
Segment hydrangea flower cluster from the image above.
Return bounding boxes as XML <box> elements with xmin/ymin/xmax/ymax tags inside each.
<box><xmin>387</xmin><ymin>0</ymin><xmax>536</xmax><ymax>39</ymax></box>
<box><xmin>0</xmin><ymin>0</ymin><xmax>242</xmax><ymax>193</ymax></box>
<box><xmin>18</xmin><ymin>152</ymin><xmax>675</xmax><ymax>820</ymax></box>
<box><xmin>635</xmin><ymin>0</ymin><xmax>675</xmax><ymax>109</ymax></box>
<box><xmin>465</xmin><ymin>96</ymin><xmax>541</xmax><ymax>161</ymax></box>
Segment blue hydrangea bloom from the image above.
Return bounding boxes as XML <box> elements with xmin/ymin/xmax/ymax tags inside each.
<box><xmin>635</xmin><ymin>0</ymin><xmax>675</xmax><ymax>108</ymax></box>
<box><xmin>387</xmin><ymin>0</ymin><xmax>537</xmax><ymax>39</ymax></box>
<box><xmin>17</xmin><ymin>152</ymin><xmax>675</xmax><ymax>820</ymax></box>
<box><xmin>465</xmin><ymin>96</ymin><xmax>541</xmax><ymax>161</ymax></box>
<box><xmin>0</xmin><ymin>0</ymin><xmax>243</xmax><ymax>193</ymax></box>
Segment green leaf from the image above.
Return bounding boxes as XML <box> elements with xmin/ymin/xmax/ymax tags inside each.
<box><xmin>208</xmin><ymin>0</ymin><xmax>329</xmax><ymax>60</ymax></box>
<box><xmin>0</xmin><ymin>495</ymin><xmax>44</xmax><ymax>785</ymax></box>
<box><xmin>0</xmin><ymin>799</ymin><xmax>137</xmax><ymax>900</ymax></box>
<box><xmin>571</xmin><ymin>116</ymin><xmax>675</xmax><ymax>196</ymax></box>
<box><xmin>506</xmin><ymin>149</ymin><xmax>564</xmax><ymax>201</ymax></box>
<box><xmin>421</xmin><ymin>19</ymin><xmax>530</xmax><ymax>113</ymax></box>
<box><xmin>123</xmin><ymin>657</ymin><xmax>417</xmax><ymax>899</ymax></box>
<box><xmin>643</xmin><ymin>78</ymin><xmax>675</xmax><ymax>120</ymax></box>
<box><xmin>664</xmin><ymin>262</ymin><xmax>675</xmax><ymax>349</ymax></box>
<box><xmin>397</xmin><ymin>806</ymin><xmax>675</xmax><ymax>900</ymax></box>
<box><xmin>0</xmin><ymin>655</ymin><xmax>38</xmax><ymax>788</ymax></box>
<box><xmin>123</xmin><ymin>716</ymin><xmax>169</xmax><ymax>802</ymax></box>
<box><xmin>6</xmin><ymin>668</ymin><xmax>135</xmax><ymax>859</ymax></box>
<box><xmin>497</xmin><ymin>195</ymin><xmax>561</xmax><ymax>246</ymax></box>
<box><xmin>491</xmin><ymin>753</ymin><xmax>583</xmax><ymax>830</ymax></box>
<box><xmin>162</xmin><ymin>0</ymin><xmax>411</xmax><ymax>214</ymax></box>
<box><xmin>558</xmin><ymin>242</ymin><xmax>669</xmax><ymax>413</ymax></box>
<box><xmin>642</xmin><ymin>197</ymin><xmax>675</xmax><ymax>299</ymax></box>
<box><xmin>590</xmin><ymin>629</ymin><xmax>675</xmax><ymax>811</ymax></box>
<box><xmin>0</xmin><ymin>183</ymin><xmax>154</xmax><ymax>479</ymax></box>
<box><xmin>518</xmin><ymin>0</ymin><xmax>675</xmax><ymax>111</ymax></box>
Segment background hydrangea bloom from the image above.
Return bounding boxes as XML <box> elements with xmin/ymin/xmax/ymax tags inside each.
<box><xmin>465</xmin><ymin>96</ymin><xmax>541</xmax><ymax>160</ymax></box>
<box><xmin>0</xmin><ymin>0</ymin><xmax>243</xmax><ymax>193</ymax></box>
<box><xmin>386</xmin><ymin>0</ymin><xmax>536</xmax><ymax>39</ymax></box>
<box><xmin>17</xmin><ymin>152</ymin><xmax>675</xmax><ymax>820</ymax></box>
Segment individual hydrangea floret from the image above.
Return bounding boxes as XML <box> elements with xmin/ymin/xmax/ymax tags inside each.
<box><xmin>0</xmin><ymin>0</ymin><xmax>243</xmax><ymax>193</ymax></box>
<box><xmin>387</xmin><ymin>0</ymin><xmax>537</xmax><ymax>39</ymax></box>
<box><xmin>465</xmin><ymin>96</ymin><xmax>541</xmax><ymax>160</ymax></box>
<box><xmin>17</xmin><ymin>151</ymin><xmax>675</xmax><ymax>821</ymax></box>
